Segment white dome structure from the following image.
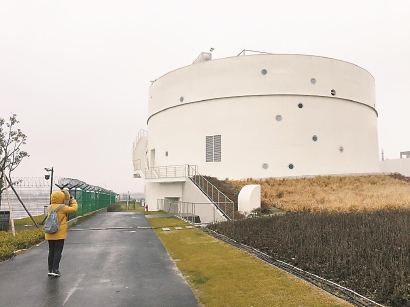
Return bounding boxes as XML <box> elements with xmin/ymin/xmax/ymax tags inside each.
<box><xmin>133</xmin><ymin>52</ymin><xmax>380</xmax><ymax>222</ymax></box>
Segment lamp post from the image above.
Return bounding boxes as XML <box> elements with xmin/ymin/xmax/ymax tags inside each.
<box><xmin>44</xmin><ymin>167</ymin><xmax>54</xmax><ymax>204</ymax></box>
<box><xmin>126</xmin><ymin>191</ymin><xmax>129</xmax><ymax>211</ymax></box>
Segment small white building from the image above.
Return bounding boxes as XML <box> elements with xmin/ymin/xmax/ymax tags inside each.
<box><xmin>380</xmin><ymin>151</ymin><xmax>410</xmax><ymax>176</ymax></box>
<box><xmin>133</xmin><ymin>51</ymin><xmax>380</xmax><ymax>222</ymax></box>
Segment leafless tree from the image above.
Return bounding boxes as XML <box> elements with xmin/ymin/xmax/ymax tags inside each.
<box><xmin>0</xmin><ymin>114</ymin><xmax>29</xmax><ymax>208</ymax></box>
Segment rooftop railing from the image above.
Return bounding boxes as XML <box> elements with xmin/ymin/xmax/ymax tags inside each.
<box><xmin>145</xmin><ymin>164</ymin><xmax>197</xmax><ymax>179</ymax></box>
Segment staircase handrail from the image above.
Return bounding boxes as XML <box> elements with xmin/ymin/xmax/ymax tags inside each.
<box><xmin>133</xmin><ymin>129</ymin><xmax>148</xmax><ymax>150</ymax></box>
<box><xmin>187</xmin><ymin>165</ymin><xmax>234</xmax><ymax>221</ymax></box>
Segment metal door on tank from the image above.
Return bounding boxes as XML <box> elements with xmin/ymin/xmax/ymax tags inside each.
<box><xmin>164</xmin><ymin>197</ymin><xmax>180</xmax><ymax>214</ymax></box>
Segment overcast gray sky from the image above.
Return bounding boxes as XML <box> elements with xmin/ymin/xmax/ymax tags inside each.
<box><xmin>1</xmin><ymin>0</ymin><xmax>409</xmax><ymax>194</ymax></box>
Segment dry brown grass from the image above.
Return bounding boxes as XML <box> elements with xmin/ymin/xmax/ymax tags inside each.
<box><xmin>226</xmin><ymin>174</ymin><xmax>410</xmax><ymax>212</ymax></box>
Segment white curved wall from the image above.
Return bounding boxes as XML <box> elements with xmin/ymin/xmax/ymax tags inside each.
<box><xmin>133</xmin><ymin>136</ymin><xmax>147</xmax><ymax>171</ymax></box>
<box><xmin>238</xmin><ymin>185</ymin><xmax>261</xmax><ymax>213</ymax></box>
<box><xmin>147</xmin><ymin>54</ymin><xmax>379</xmax><ymax>179</ymax></box>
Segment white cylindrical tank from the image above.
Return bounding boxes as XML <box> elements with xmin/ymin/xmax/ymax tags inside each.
<box><xmin>147</xmin><ymin>54</ymin><xmax>379</xmax><ymax>179</ymax></box>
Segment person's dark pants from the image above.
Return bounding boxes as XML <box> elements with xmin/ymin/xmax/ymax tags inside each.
<box><xmin>48</xmin><ymin>239</ymin><xmax>65</xmax><ymax>272</ymax></box>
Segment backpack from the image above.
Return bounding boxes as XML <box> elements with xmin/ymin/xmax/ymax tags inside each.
<box><xmin>44</xmin><ymin>204</ymin><xmax>65</xmax><ymax>234</ymax></box>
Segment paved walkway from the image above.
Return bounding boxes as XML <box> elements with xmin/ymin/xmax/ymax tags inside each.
<box><xmin>0</xmin><ymin>212</ymin><xmax>199</xmax><ymax>307</ymax></box>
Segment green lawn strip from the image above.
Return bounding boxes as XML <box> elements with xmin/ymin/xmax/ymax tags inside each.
<box><xmin>149</xmin><ymin>217</ymin><xmax>352</xmax><ymax>307</ymax></box>
<box><xmin>119</xmin><ymin>204</ymin><xmax>145</xmax><ymax>212</ymax></box>
<box><xmin>148</xmin><ymin>216</ymin><xmax>191</xmax><ymax>228</ymax></box>
<box><xmin>13</xmin><ymin>215</ymin><xmax>46</xmax><ymax>226</ymax></box>
<box><xmin>144</xmin><ymin>210</ymin><xmax>167</xmax><ymax>215</ymax></box>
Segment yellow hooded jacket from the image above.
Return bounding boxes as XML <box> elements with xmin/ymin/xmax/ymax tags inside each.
<box><xmin>45</xmin><ymin>190</ymin><xmax>78</xmax><ymax>240</ymax></box>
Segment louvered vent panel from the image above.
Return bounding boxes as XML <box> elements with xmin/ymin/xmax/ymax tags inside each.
<box><xmin>214</xmin><ymin>135</ymin><xmax>221</xmax><ymax>162</ymax></box>
<box><xmin>206</xmin><ymin>136</ymin><xmax>214</xmax><ymax>162</ymax></box>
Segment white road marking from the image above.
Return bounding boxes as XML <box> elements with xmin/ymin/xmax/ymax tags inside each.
<box><xmin>63</xmin><ymin>274</ymin><xmax>85</xmax><ymax>306</ymax></box>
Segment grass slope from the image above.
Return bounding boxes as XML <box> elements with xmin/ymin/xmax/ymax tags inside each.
<box><xmin>227</xmin><ymin>174</ymin><xmax>410</xmax><ymax>212</ymax></box>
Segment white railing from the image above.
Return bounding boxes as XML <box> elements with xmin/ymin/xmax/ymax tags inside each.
<box><xmin>132</xmin><ymin>129</ymin><xmax>148</xmax><ymax>172</ymax></box>
<box><xmin>133</xmin><ymin>129</ymin><xmax>148</xmax><ymax>150</ymax></box>
<box><xmin>157</xmin><ymin>199</ymin><xmax>225</xmax><ymax>224</ymax></box>
<box><xmin>145</xmin><ymin>164</ymin><xmax>197</xmax><ymax>179</ymax></box>
<box><xmin>132</xmin><ymin>159</ymin><xmax>142</xmax><ymax>172</ymax></box>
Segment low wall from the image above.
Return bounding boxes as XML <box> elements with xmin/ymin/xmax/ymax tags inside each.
<box><xmin>380</xmin><ymin>158</ymin><xmax>410</xmax><ymax>176</ymax></box>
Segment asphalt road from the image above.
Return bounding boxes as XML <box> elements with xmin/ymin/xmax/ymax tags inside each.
<box><xmin>0</xmin><ymin>212</ymin><xmax>199</xmax><ymax>307</ymax></box>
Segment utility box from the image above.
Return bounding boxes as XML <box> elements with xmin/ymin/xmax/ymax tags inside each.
<box><xmin>0</xmin><ymin>211</ymin><xmax>10</xmax><ymax>231</ymax></box>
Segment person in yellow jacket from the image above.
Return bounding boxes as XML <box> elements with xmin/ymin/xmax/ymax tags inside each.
<box><xmin>45</xmin><ymin>190</ymin><xmax>78</xmax><ymax>277</ymax></box>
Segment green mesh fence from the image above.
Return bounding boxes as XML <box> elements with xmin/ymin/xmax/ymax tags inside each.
<box><xmin>55</xmin><ymin>178</ymin><xmax>117</xmax><ymax>219</ymax></box>
<box><xmin>69</xmin><ymin>190</ymin><xmax>116</xmax><ymax>217</ymax></box>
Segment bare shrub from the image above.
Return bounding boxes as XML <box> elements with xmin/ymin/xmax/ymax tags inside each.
<box><xmin>209</xmin><ymin>210</ymin><xmax>410</xmax><ymax>306</ymax></box>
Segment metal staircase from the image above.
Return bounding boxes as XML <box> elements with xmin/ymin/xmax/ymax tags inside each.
<box><xmin>187</xmin><ymin>165</ymin><xmax>234</xmax><ymax>221</ymax></box>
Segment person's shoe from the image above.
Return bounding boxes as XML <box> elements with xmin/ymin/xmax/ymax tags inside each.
<box><xmin>48</xmin><ymin>271</ymin><xmax>53</xmax><ymax>277</ymax></box>
<box><xmin>50</xmin><ymin>270</ymin><xmax>61</xmax><ymax>277</ymax></box>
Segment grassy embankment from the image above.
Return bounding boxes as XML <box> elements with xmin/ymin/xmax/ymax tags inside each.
<box><xmin>227</xmin><ymin>174</ymin><xmax>410</xmax><ymax>212</ymax></box>
<box><xmin>149</xmin><ymin>216</ymin><xmax>352</xmax><ymax>307</ymax></box>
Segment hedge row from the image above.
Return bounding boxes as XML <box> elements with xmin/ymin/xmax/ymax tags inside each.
<box><xmin>0</xmin><ymin>228</ymin><xmax>45</xmax><ymax>261</ymax></box>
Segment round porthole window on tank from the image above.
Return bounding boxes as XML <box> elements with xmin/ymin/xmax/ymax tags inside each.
<box><xmin>339</xmin><ymin>146</ymin><xmax>344</xmax><ymax>153</ymax></box>
<box><xmin>331</xmin><ymin>89</ymin><xmax>336</xmax><ymax>96</ymax></box>
<box><xmin>298</xmin><ymin>103</ymin><xmax>303</xmax><ymax>109</ymax></box>
<box><xmin>165</xmin><ymin>151</ymin><xmax>168</xmax><ymax>157</ymax></box>
<box><xmin>261</xmin><ymin>69</ymin><xmax>267</xmax><ymax>75</ymax></box>
<box><xmin>262</xmin><ymin>163</ymin><xmax>268</xmax><ymax>169</ymax></box>
<box><xmin>311</xmin><ymin>78</ymin><xmax>316</xmax><ymax>84</ymax></box>
<box><xmin>180</xmin><ymin>96</ymin><xmax>184</xmax><ymax>102</ymax></box>
<box><xmin>288</xmin><ymin>163</ymin><xmax>294</xmax><ymax>169</ymax></box>
<box><xmin>276</xmin><ymin>115</ymin><xmax>282</xmax><ymax>121</ymax></box>
<box><xmin>312</xmin><ymin>135</ymin><xmax>318</xmax><ymax>141</ymax></box>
